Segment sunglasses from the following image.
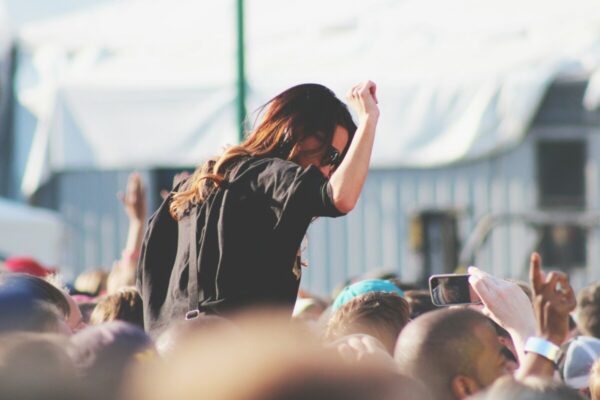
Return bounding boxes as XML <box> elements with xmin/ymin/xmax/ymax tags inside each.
<box><xmin>321</xmin><ymin>146</ymin><xmax>342</xmax><ymax>168</ymax></box>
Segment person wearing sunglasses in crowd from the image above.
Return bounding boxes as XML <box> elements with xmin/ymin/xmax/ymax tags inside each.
<box><xmin>138</xmin><ymin>81</ymin><xmax>379</xmax><ymax>337</ymax></box>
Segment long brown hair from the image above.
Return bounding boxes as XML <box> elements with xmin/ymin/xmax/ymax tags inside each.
<box><xmin>170</xmin><ymin>83</ymin><xmax>356</xmax><ymax>219</ymax></box>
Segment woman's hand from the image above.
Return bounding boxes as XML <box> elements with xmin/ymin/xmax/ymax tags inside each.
<box><xmin>346</xmin><ymin>81</ymin><xmax>379</xmax><ymax>122</ymax></box>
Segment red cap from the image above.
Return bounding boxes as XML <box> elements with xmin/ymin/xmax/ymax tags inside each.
<box><xmin>4</xmin><ymin>257</ymin><xmax>56</xmax><ymax>277</ymax></box>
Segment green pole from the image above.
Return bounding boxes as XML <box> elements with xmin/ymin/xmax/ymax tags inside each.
<box><xmin>236</xmin><ymin>0</ymin><xmax>247</xmax><ymax>143</ymax></box>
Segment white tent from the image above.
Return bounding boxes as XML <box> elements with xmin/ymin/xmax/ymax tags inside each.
<box><xmin>0</xmin><ymin>197</ymin><xmax>65</xmax><ymax>266</ymax></box>
<box><xmin>13</xmin><ymin>0</ymin><xmax>600</xmax><ymax>195</ymax></box>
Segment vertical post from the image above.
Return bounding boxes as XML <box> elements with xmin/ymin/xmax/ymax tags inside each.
<box><xmin>236</xmin><ymin>0</ymin><xmax>247</xmax><ymax>143</ymax></box>
<box><xmin>0</xmin><ymin>45</ymin><xmax>16</xmax><ymax>197</ymax></box>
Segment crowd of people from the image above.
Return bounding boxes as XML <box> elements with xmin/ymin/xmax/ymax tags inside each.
<box><xmin>1</xmin><ymin>82</ymin><xmax>599</xmax><ymax>399</ymax></box>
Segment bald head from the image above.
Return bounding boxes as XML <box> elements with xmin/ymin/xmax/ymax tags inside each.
<box><xmin>394</xmin><ymin>308</ymin><xmax>506</xmax><ymax>400</ymax></box>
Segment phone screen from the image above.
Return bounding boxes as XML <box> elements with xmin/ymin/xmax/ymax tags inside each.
<box><xmin>429</xmin><ymin>274</ymin><xmax>480</xmax><ymax>306</ymax></box>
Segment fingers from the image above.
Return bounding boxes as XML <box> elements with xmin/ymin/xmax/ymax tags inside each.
<box><xmin>347</xmin><ymin>81</ymin><xmax>377</xmax><ymax>102</ymax></box>
<box><xmin>545</xmin><ymin>272</ymin><xmax>577</xmax><ymax>312</ymax></box>
<box><xmin>121</xmin><ymin>173</ymin><xmax>142</xmax><ymax>204</ymax></box>
<box><xmin>347</xmin><ymin>85</ymin><xmax>360</xmax><ymax>100</ymax></box>
<box><xmin>127</xmin><ymin>172</ymin><xmax>141</xmax><ymax>194</ymax></box>
<box><xmin>529</xmin><ymin>252</ymin><xmax>543</xmax><ymax>294</ymax></box>
<box><xmin>368</xmin><ymin>81</ymin><xmax>378</xmax><ymax>104</ymax></box>
<box><xmin>468</xmin><ymin>266</ymin><xmax>506</xmax><ymax>286</ymax></box>
<box><xmin>559</xmin><ymin>276</ymin><xmax>576</xmax><ymax>307</ymax></box>
<box><xmin>468</xmin><ymin>274</ymin><xmax>494</xmax><ymax>307</ymax></box>
<box><xmin>138</xmin><ymin>176</ymin><xmax>146</xmax><ymax>198</ymax></box>
<box><xmin>468</xmin><ymin>266</ymin><xmax>490</xmax><ymax>279</ymax></box>
<box><xmin>545</xmin><ymin>271</ymin><xmax>571</xmax><ymax>297</ymax></box>
<box><xmin>358</xmin><ymin>81</ymin><xmax>376</xmax><ymax>102</ymax></box>
<box><xmin>545</xmin><ymin>272</ymin><xmax>563</xmax><ymax>293</ymax></box>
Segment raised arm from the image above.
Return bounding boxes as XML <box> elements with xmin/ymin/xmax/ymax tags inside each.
<box><xmin>120</xmin><ymin>172</ymin><xmax>147</xmax><ymax>262</ymax></box>
<box><xmin>468</xmin><ymin>267</ymin><xmax>536</xmax><ymax>365</ymax></box>
<box><xmin>328</xmin><ymin>81</ymin><xmax>379</xmax><ymax>213</ymax></box>
<box><xmin>516</xmin><ymin>252</ymin><xmax>576</xmax><ymax>379</ymax></box>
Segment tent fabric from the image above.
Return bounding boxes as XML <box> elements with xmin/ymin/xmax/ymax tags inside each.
<box><xmin>0</xmin><ymin>197</ymin><xmax>64</xmax><ymax>266</ymax></box>
<box><xmin>12</xmin><ymin>0</ymin><xmax>600</xmax><ymax>195</ymax></box>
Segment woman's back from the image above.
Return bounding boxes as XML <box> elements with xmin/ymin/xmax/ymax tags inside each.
<box><xmin>140</xmin><ymin>157</ymin><xmax>343</xmax><ymax>337</ymax></box>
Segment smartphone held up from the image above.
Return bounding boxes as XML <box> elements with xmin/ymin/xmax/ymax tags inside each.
<box><xmin>429</xmin><ymin>274</ymin><xmax>481</xmax><ymax>306</ymax></box>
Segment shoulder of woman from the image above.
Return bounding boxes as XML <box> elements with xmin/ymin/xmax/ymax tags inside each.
<box><xmin>235</xmin><ymin>157</ymin><xmax>301</xmax><ymax>177</ymax></box>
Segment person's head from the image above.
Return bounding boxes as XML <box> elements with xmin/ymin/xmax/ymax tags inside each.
<box><xmin>557</xmin><ymin>336</ymin><xmax>600</xmax><ymax>395</ymax></box>
<box><xmin>473</xmin><ymin>375</ymin><xmax>584</xmax><ymax>400</ymax></box>
<box><xmin>325</xmin><ymin>292</ymin><xmax>410</xmax><ymax>354</ymax></box>
<box><xmin>127</xmin><ymin>310</ymin><xmax>422</xmax><ymax>400</ymax></box>
<box><xmin>90</xmin><ymin>287</ymin><xmax>143</xmax><ymax>329</ymax></box>
<box><xmin>0</xmin><ymin>332</ymin><xmax>85</xmax><ymax>400</ymax></box>
<box><xmin>403</xmin><ymin>289</ymin><xmax>437</xmax><ymax>319</ymax></box>
<box><xmin>6</xmin><ymin>273</ymin><xmax>86</xmax><ymax>333</ymax></box>
<box><xmin>577</xmin><ymin>282</ymin><xmax>600</xmax><ymax>338</ymax></box>
<box><xmin>590</xmin><ymin>359</ymin><xmax>600</xmax><ymax>400</ymax></box>
<box><xmin>394</xmin><ymin>308</ymin><xmax>509</xmax><ymax>400</ymax></box>
<box><xmin>0</xmin><ymin>273</ymin><xmax>71</xmax><ymax>324</ymax></box>
<box><xmin>254</xmin><ymin>83</ymin><xmax>356</xmax><ymax>178</ymax></box>
<box><xmin>68</xmin><ymin>321</ymin><xmax>154</xmax><ymax>400</ymax></box>
<box><xmin>170</xmin><ymin>83</ymin><xmax>356</xmax><ymax>219</ymax></box>
<box><xmin>332</xmin><ymin>279</ymin><xmax>405</xmax><ymax>312</ymax></box>
<box><xmin>0</xmin><ymin>286</ymin><xmax>70</xmax><ymax>334</ymax></box>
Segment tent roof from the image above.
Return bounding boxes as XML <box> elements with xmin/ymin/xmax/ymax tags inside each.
<box><xmin>12</xmin><ymin>0</ymin><xmax>600</xmax><ymax>195</ymax></box>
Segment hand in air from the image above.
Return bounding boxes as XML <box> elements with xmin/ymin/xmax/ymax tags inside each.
<box><xmin>469</xmin><ymin>266</ymin><xmax>536</xmax><ymax>363</ymax></box>
<box><xmin>529</xmin><ymin>252</ymin><xmax>576</xmax><ymax>345</ymax></box>
<box><xmin>346</xmin><ymin>80</ymin><xmax>379</xmax><ymax>122</ymax></box>
<box><xmin>118</xmin><ymin>172</ymin><xmax>147</xmax><ymax>223</ymax></box>
<box><xmin>468</xmin><ymin>266</ymin><xmax>535</xmax><ymax>337</ymax></box>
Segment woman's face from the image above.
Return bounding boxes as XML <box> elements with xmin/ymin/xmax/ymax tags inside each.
<box><xmin>296</xmin><ymin>125</ymin><xmax>349</xmax><ymax>178</ymax></box>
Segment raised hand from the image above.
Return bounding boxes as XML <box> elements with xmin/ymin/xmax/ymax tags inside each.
<box><xmin>529</xmin><ymin>252</ymin><xmax>576</xmax><ymax>345</ymax></box>
<box><xmin>346</xmin><ymin>80</ymin><xmax>379</xmax><ymax>122</ymax></box>
<box><xmin>515</xmin><ymin>252</ymin><xmax>578</xmax><ymax>379</ymax></box>
<box><xmin>468</xmin><ymin>266</ymin><xmax>535</xmax><ymax>363</ymax></box>
<box><xmin>118</xmin><ymin>172</ymin><xmax>147</xmax><ymax>223</ymax></box>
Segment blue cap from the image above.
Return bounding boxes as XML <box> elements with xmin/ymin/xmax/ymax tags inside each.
<box><xmin>332</xmin><ymin>279</ymin><xmax>404</xmax><ymax>312</ymax></box>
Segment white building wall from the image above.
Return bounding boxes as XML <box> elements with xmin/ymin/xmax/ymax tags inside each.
<box><xmin>302</xmin><ymin>130</ymin><xmax>589</xmax><ymax>296</ymax></box>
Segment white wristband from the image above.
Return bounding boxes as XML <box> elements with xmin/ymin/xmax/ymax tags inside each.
<box><xmin>524</xmin><ymin>337</ymin><xmax>561</xmax><ymax>363</ymax></box>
